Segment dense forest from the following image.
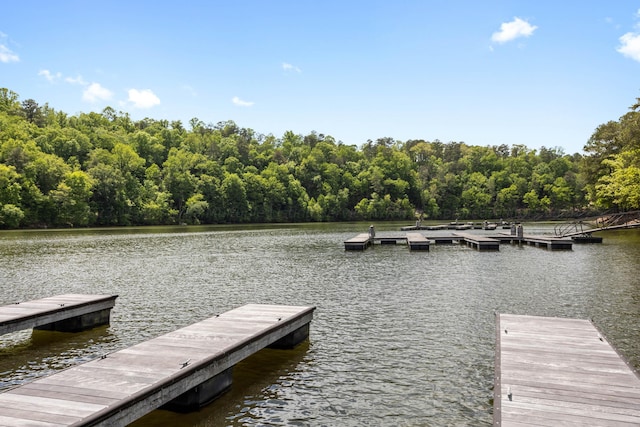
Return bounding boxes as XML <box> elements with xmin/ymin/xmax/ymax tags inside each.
<box><xmin>0</xmin><ymin>87</ymin><xmax>639</xmax><ymax>229</ymax></box>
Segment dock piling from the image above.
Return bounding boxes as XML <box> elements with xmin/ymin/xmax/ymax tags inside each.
<box><xmin>163</xmin><ymin>367</ymin><xmax>234</xmax><ymax>412</ymax></box>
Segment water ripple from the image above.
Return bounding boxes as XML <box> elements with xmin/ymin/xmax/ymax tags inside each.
<box><xmin>0</xmin><ymin>224</ymin><xmax>638</xmax><ymax>426</ymax></box>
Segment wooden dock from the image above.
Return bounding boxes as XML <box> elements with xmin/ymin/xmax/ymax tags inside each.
<box><xmin>344</xmin><ymin>233</ymin><xmax>431</xmax><ymax>251</ymax></box>
<box><xmin>492</xmin><ymin>232</ymin><xmax>573</xmax><ymax>250</ymax></box>
<box><xmin>345</xmin><ymin>228</ymin><xmax>574</xmax><ymax>252</ymax></box>
<box><xmin>521</xmin><ymin>234</ymin><xmax>573</xmax><ymax>250</ymax></box>
<box><xmin>494</xmin><ymin>314</ymin><xmax>640</xmax><ymax>426</ymax></box>
<box><xmin>452</xmin><ymin>232</ymin><xmax>500</xmax><ymax>251</ymax></box>
<box><xmin>406</xmin><ymin>232</ymin><xmax>431</xmax><ymax>251</ymax></box>
<box><xmin>0</xmin><ymin>303</ymin><xmax>315</xmax><ymax>426</ymax></box>
<box><xmin>344</xmin><ymin>233</ymin><xmax>372</xmax><ymax>250</ymax></box>
<box><xmin>0</xmin><ymin>294</ymin><xmax>118</xmax><ymax>335</ymax></box>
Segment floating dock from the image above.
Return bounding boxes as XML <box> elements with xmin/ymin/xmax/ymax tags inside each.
<box><xmin>401</xmin><ymin>221</ymin><xmax>506</xmax><ymax>231</ymax></box>
<box><xmin>571</xmin><ymin>235</ymin><xmax>604</xmax><ymax>244</ymax></box>
<box><xmin>452</xmin><ymin>232</ymin><xmax>500</xmax><ymax>251</ymax></box>
<box><xmin>494</xmin><ymin>314</ymin><xmax>640</xmax><ymax>426</ymax></box>
<box><xmin>520</xmin><ymin>234</ymin><xmax>573</xmax><ymax>250</ymax></box>
<box><xmin>344</xmin><ymin>233</ymin><xmax>432</xmax><ymax>251</ymax></box>
<box><xmin>344</xmin><ymin>233</ymin><xmax>372</xmax><ymax>250</ymax></box>
<box><xmin>0</xmin><ymin>294</ymin><xmax>118</xmax><ymax>335</ymax></box>
<box><xmin>345</xmin><ymin>230</ymin><xmax>572</xmax><ymax>251</ymax></box>
<box><xmin>0</xmin><ymin>303</ymin><xmax>315</xmax><ymax>426</ymax></box>
<box><xmin>406</xmin><ymin>232</ymin><xmax>431</xmax><ymax>251</ymax></box>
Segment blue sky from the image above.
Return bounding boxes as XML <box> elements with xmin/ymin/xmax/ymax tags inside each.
<box><xmin>1</xmin><ymin>1</ymin><xmax>639</xmax><ymax>154</ymax></box>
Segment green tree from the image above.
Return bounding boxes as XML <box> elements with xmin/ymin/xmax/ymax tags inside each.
<box><xmin>185</xmin><ymin>193</ymin><xmax>209</xmax><ymax>224</ymax></box>
<box><xmin>495</xmin><ymin>184</ymin><xmax>520</xmax><ymax>218</ymax></box>
<box><xmin>87</xmin><ymin>161</ymin><xmax>127</xmax><ymax>225</ymax></box>
<box><xmin>595</xmin><ymin>149</ymin><xmax>640</xmax><ymax>210</ymax></box>
<box><xmin>0</xmin><ymin>88</ymin><xmax>21</xmax><ymax>114</ymax></box>
<box><xmin>50</xmin><ymin>170</ymin><xmax>94</xmax><ymax>226</ymax></box>
<box><xmin>220</xmin><ymin>172</ymin><xmax>248</xmax><ymax>222</ymax></box>
<box><xmin>0</xmin><ymin>204</ymin><xmax>24</xmax><ymax>228</ymax></box>
<box><xmin>0</xmin><ymin>164</ymin><xmax>22</xmax><ymax>206</ymax></box>
<box><xmin>21</xmin><ymin>99</ymin><xmax>45</xmax><ymax>126</ymax></box>
<box><xmin>162</xmin><ymin>148</ymin><xmax>199</xmax><ymax>220</ymax></box>
<box><xmin>461</xmin><ymin>172</ymin><xmax>492</xmax><ymax>218</ymax></box>
<box><xmin>24</xmin><ymin>152</ymin><xmax>70</xmax><ymax>195</ymax></box>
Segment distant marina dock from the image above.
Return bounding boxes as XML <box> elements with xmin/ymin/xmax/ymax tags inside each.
<box><xmin>344</xmin><ymin>229</ymin><xmax>432</xmax><ymax>251</ymax></box>
<box><xmin>344</xmin><ymin>225</ymin><xmax>577</xmax><ymax>251</ymax></box>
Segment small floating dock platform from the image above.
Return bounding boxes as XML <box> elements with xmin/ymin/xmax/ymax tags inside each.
<box><xmin>494</xmin><ymin>313</ymin><xmax>640</xmax><ymax>426</ymax></box>
<box><xmin>0</xmin><ymin>303</ymin><xmax>315</xmax><ymax>426</ymax></box>
<box><xmin>0</xmin><ymin>294</ymin><xmax>118</xmax><ymax>335</ymax></box>
<box><xmin>346</xmin><ymin>226</ymin><xmax>574</xmax><ymax>252</ymax></box>
<box><xmin>344</xmin><ymin>233</ymin><xmax>372</xmax><ymax>250</ymax></box>
<box><xmin>344</xmin><ymin>232</ymin><xmax>431</xmax><ymax>251</ymax></box>
<box><xmin>521</xmin><ymin>234</ymin><xmax>573</xmax><ymax>250</ymax></box>
<box><xmin>452</xmin><ymin>232</ymin><xmax>500</xmax><ymax>251</ymax></box>
<box><xmin>406</xmin><ymin>232</ymin><xmax>431</xmax><ymax>251</ymax></box>
<box><xmin>572</xmin><ymin>235</ymin><xmax>604</xmax><ymax>244</ymax></box>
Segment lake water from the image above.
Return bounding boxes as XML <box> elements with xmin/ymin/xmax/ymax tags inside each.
<box><xmin>0</xmin><ymin>222</ymin><xmax>638</xmax><ymax>426</ymax></box>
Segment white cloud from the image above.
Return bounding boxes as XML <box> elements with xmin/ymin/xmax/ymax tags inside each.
<box><xmin>618</xmin><ymin>32</ymin><xmax>640</xmax><ymax>62</ymax></box>
<box><xmin>38</xmin><ymin>69</ymin><xmax>62</xmax><ymax>82</ymax></box>
<box><xmin>38</xmin><ymin>70</ymin><xmax>112</xmax><ymax>102</ymax></box>
<box><xmin>282</xmin><ymin>62</ymin><xmax>301</xmax><ymax>73</ymax></box>
<box><xmin>65</xmin><ymin>75</ymin><xmax>88</xmax><ymax>85</ymax></box>
<box><xmin>83</xmin><ymin>83</ymin><xmax>113</xmax><ymax>102</ymax></box>
<box><xmin>127</xmin><ymin>88</ymin><xmax>160</xmax><ymax>108</ymax></box>
<box><xmin>0</xmin><ymin>44</ymin><xmax>19</xmax><ymax>63</ymax></box>
<box><xmin>232</xmin><ymin>96</ymin><xmax>254</xmax><ymax>107</ymax></box>
<box><xmin>617</xmin><ymin>9</ymin><xmax>640</xmax><ymax>62</ymax></box>
<box><xmin>491</xmin><ymin>17</ymin><xmax>537</xmax><ymax>44</ymax></box>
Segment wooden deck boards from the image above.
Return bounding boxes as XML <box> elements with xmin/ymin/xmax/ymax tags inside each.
<box><xmin>453</xmin><ymin>232</ymin><xmax>501</xmax><ymax>251</ymax></box>
<box><xmin>521</xmin><ymin>234</ymin><xmax>573</xmax><ymax>250</ymax></box>
<box><xmin>452</xmin><ymin>232</ymin><xmax>500</xmax><ymax>242</ymax></box>
<box><xmin>406</xmin><ymin>232</ymin><xmax>430</xmax><ymax>251</ymax></box>
<box><xmin>344</xmin><ymin>233</ymin><xmax>371</xmax><ymax>250</ymax></box>
<box><xmin>0</xmin><ymin>303</ymin><xmax>314</xmax><ymax>427</ymax></box>
<box><xmin>344</xmin><ymin>230</ymin><xmax>576</xmax><ymax>251</ymax></box>
<box><xmin>495</xmin><ymin>313</ymin><xmax>640</xmax><ymax>426</ymax></box>
<box><xmin>0</xmin><ymin>294</ymin><xmax>117</xmax><ymax>335</ymax></box>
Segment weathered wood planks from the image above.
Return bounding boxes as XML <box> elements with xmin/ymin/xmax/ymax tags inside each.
<box><xmin>0</xmin><ymin>303</ymin><xmax>315</xmax><ymax>426</ymax></box>
<box><xmin>344</xmin><ymin>233</ymin><xmax>372</xmax><ymax>250</ymax></box>
<box><xmin>0</xmin><ymin>294</ymin><xmax>118</xmax><ymax>335</ymax></box>
<box><xmin>521</xmin><ymin>234</ymin><xmax>573</xmax><ymax>250</ymax></box>
<box><xmin>406</xmin><ymin>232</ymin><xmax>431</xmax><ymax>251</ymax></box>
<box><xmin>344</xmin><ymin>230</ymin><xmax>574</xmax><ymax>251</ymax></box>
<box><xmin>344</xmin><ymin>233</ymin><xmax>432</xmax><ymax>250</ymax></box>
<box><xmin>495</xmin><ymin>313</ymin><xmax>640</xmax><ymax>426</ymax></box>
<box><xmin>452</xmin><ymin>232</ymin><xmax>500</xmax><ymax>251</ymax></box>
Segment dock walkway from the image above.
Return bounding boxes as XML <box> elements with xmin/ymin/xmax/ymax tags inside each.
<box><xmin>344</xmin><ymin>233</ymin><xmax>431</xmax><ymax>251</ymax></box>
<box><xmin>405</xmin><ymin>232</ymin><xmax>431</xmax><ymax>251</ymax></box>
<box><xmin>344</xmin><ymin>233</ymin><xmax>372</xmax><ymax>250</ymax></box>
<box><xmin>452</xmin><ymin>232</ymin><xmax>500</xmax><ymax>251</ymax></box>
<box><xmin>0</xmin><ymin>294</ymin><xmax>118</xmax><ymax>335</ymax></box>
<box><xmin>494</xmin><ymin>313</ymin><xmax>640</xmax><ymax>426</ymax></box>
<box><xmin>0</xmin><ymin>303</ymin><xmax>315</xmax><ymax>426</ymax></box>
<box><xmin>521</xmin><ymin>234</ymin><xmax>573</xmax><ymax>250</ymax></box>
<box><xmin>345</xmin><ymin>230</ymin><xmax>574</xmax><ymax>251</ymax></box>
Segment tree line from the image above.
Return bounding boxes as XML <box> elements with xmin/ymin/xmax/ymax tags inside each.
<box><xmin>0</xmin><ymin>87</ymin><xmax>638</xmax><ymax>228</ymax></box>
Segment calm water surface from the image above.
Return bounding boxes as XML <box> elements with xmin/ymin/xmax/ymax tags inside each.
<box><xmin>0</xmin><ymin>222</ymin><xmax>639</xmax><ymax>426</ymax></box>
